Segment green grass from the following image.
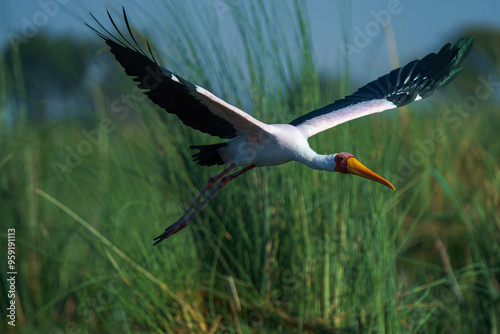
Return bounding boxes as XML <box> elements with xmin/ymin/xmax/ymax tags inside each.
<box><xmin>1</xmin><ymin>2</ymin><xmax>499</xmax><ymax>333</ymax></box>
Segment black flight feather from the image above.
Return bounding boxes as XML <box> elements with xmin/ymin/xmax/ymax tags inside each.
<box><xmin>87</xmin><ymin>9</ymin><xmax>238</xmax><ymax>140</ymax></box>
<box><xmin>289</xmin><ymin>36</ymin><xmax>474</xmax><ymax>127</ymax></box>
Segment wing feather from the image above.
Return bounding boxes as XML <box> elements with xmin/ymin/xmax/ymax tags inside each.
<box><xmin>88</xmin><ymin>9</ymin><xmax>267</xmax><ymax>139</ymax></box>
<box><xmin>290</xmin><ymin>36</ymin><xmax>474</xmax><ymax>138</ymax></box>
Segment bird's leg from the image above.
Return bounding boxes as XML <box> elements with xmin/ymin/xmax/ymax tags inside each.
<box><xmin>183</xmin><ymin>164</ymin><xmax>256</xmax><ymax>224</ymax></box>
<box><xmin>153</xmin><ymin>164</ymin><xmax>255</xmax><ymax>245</ymax></box>
<box><xmin>176</xmin><ymin>163</ymin><xmax>237</xmax><ymax>223</ymax></box>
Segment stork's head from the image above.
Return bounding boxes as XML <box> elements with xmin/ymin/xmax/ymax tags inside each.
<box><xmin>334</xmin><ymin>152</ymin><xmax>395</xmax><ymax>190</ymax></box>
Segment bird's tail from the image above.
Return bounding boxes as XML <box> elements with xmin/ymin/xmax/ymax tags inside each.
<box><xmin>190</xmin><ymin>143</ymin><xmax>227</xmax><ymax>166</ymax></box>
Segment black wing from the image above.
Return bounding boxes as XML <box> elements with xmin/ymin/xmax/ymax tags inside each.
<box><xmin>87</xmin><ymin>9</ymin><xmax>267</xmax><ymax>140</ymax></box>
<box><xmin>290</xmin><ymin>36</ymin><xmax>474</xmax><ymax>138</ymax></box>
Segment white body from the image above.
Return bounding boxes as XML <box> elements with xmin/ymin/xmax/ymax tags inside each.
<box><xmin>220</xmin><ymin>124</ymin><xmax>336</xmax><ymax>171</ymax></box>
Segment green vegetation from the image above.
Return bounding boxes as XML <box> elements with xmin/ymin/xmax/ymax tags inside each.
<box><xmin>1</xmin><ymin>2</ymin><xmax>499</xmax><ymax>333</ymax></box>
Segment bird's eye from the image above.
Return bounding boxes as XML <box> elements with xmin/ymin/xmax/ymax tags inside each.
<box><xmin>339</xmin><ymin>156</ymin><xmax>344</xmax><ymax>161</ymax></box>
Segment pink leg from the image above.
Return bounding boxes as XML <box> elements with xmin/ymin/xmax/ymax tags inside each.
<box><xmin>175</xmin><ymin>163</ymin><xmax>236</xmax><ymax>224</ymax></box>
<box><xmin>153</xmin><ymin>164</ymin><xmax>256</xmax><ymax>245</ymax></box>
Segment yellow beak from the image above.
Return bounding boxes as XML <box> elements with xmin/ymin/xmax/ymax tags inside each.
<box><xmin>347</xmin><ymin>157</ymin><xmax>395</xmax><ymax>190</ymax></box>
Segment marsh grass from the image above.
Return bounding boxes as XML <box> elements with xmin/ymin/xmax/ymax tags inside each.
<box><xmin>1</xmin><ymin>2</ymin><xmax>499</xmax><ymax>333</ymax></box>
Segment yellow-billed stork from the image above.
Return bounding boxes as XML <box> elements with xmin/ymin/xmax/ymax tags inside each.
<box><xmin>88</xmin><ymin>10</ymin><xmax>474</xmax><ymax>245</ymax></box>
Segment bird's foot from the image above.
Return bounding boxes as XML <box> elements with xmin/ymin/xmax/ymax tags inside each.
<box><xmin>153</xmin><ymin>219</ymin><xmax>189</xmax><ymax>245</ymax></box>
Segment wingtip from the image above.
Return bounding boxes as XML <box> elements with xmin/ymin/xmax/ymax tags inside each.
<box><xmin>457</xmin><ymin>35</ymin><xmax>475</xmax><ymax>53</ymax></box>
<box><xmin>463</xmin><ymin>35</ymin><xmax>475</xmax><ymax>44</ymax></box>
<box><xmin>458</xmin><ymin>35</ymin><xmax>475</xmax><ymax>52</ymax></box>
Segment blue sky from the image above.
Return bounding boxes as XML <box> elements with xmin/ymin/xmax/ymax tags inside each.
<box><xmin>1</xmin><ymin>0</ymin><xmax>499</xmax><ymax>85</ymax></box>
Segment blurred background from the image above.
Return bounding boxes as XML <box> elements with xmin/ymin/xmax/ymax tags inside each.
<box><xmin>1</xmin><ymin>0</ymin><xmax>499</xmax><ymax>333</ymax></box>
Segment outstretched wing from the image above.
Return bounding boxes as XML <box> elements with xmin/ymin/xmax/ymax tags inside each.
<box><xmin>290</xmin><ymin>36</ymin><xmax>474</xmax><ymax>138</ymax></box>
<box><xmin>87</xmin><ymin>9</ymin><xmax>268</xmax><ymax>139</ymax></box>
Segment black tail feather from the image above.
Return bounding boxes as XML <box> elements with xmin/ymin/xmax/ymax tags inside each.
<box><xmin>190</xmin><ymin>143</ymin><xmax>227</xmax><ymax>166</ymax></box>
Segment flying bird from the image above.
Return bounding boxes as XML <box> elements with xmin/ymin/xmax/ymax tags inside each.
<box><xmin>88</xmin><ymin>10</ymin><xmax>474</xmax><ymax>245</ymax></box>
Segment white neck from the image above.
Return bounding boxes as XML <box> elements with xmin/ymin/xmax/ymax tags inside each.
<box><xmin>297</xmin><ymin>151</ymin><xmax>337</xmax><ymax>172</ymax></box>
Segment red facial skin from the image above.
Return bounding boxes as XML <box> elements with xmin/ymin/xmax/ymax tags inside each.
<box><xmin>334</xmin><ymin>152</ymin><xmax>355</xmax><ymax>174</ymax></box>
